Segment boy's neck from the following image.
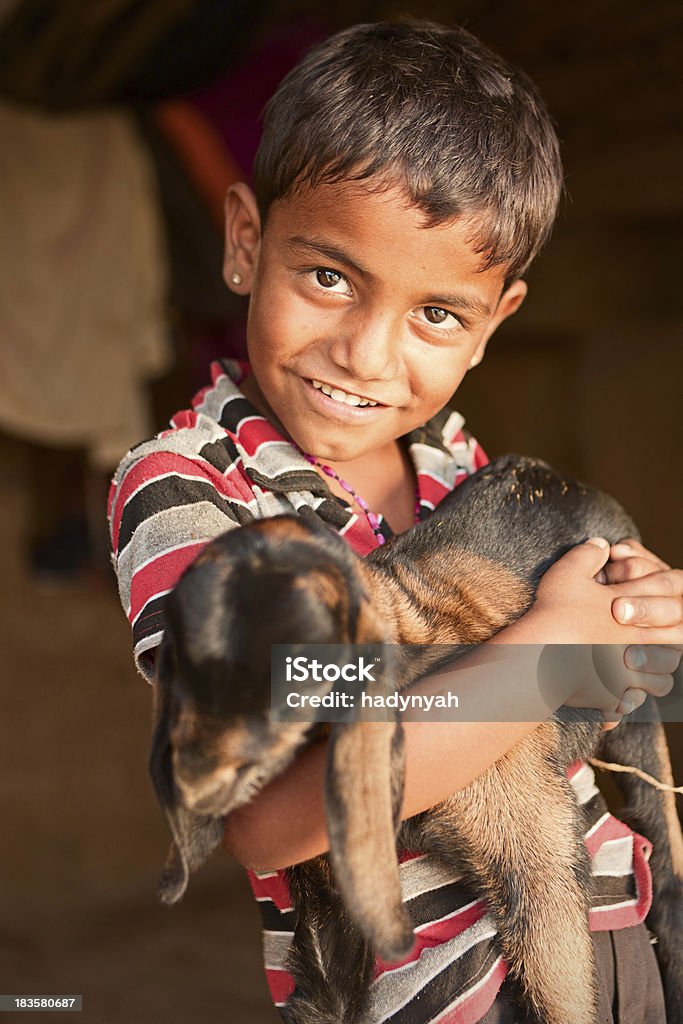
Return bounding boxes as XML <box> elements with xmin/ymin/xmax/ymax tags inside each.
<box><xmin>313</xmin><ymin>442</ymin><xmax>417</xmax><ymax>536</ymax></box>
<box><xmin>239</xmin><ymin>369</ymin><xmax>416</xmax><ymax>534</ymax></box>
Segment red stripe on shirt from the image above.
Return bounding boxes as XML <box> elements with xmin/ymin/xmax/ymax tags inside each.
<box><xmin>265</xmin><ymin>967</ymin><xmax>296</xmax><ymax>1005</ymax></box>
<box><xmin>111</xmin><ymin>450</ymin><xmax>221</xmax><ymax>549</ymax></box>
<box><xmin>418</xmin><ymin>473</ymin><xmax>452</xmax><ymax>509</ymax></box>
<box><xmin>373</xmin><ymin>900</ymin><xmax>489</xmax><ymax>977</ymax></box>
<box><xmin>584</xmin><ymin>810</ymin><xmax>642</xmax><ymax>858</ymax></box>
<box><xmin>129</xmin><ymin>542</ymin><xmax>207</xmax><ymax>625</ymax></box>
<box><xmin>247</xmin><ymin>870</ymin><xmax>294</xmax><ymax>913</ymax></box>
<box><xmin>190</xmin><ymin>384</ymin><xmax>212</xmax><ymax>410</ymax></box>
<box><xmin>472</xmin><ymin>444</ymin><xmax>489</xmax><ymax>471</ymax></box>
<box><xmin>168</xmin><ymin>409</ymin><xmax>200</xmax><ymax>432</ymax></box>
<box><xmin>341</xmin><ymin>512</ymin><xmax>382</xmax><ymax>557</ymax></box>
<box><xmin>237</xmin><ymin>417</ymin><xmax>289</xmax><ymax>458</ymax></box>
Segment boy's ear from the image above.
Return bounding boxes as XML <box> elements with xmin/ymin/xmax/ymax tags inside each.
<box><xmin>223</xmin><ymin>182</ymin><xmax>262</xmax><ymax>294</ymax></box>
<box><xmin>469</xmin><ymin>279</ymin><xmax>528</xmax><ymax>368</ymax></box>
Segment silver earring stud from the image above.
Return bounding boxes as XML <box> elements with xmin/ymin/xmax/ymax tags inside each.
<box><xmin>230</xmin><ymin>271</ymin><xmax>243</xmax><ymax>286</ymax></box>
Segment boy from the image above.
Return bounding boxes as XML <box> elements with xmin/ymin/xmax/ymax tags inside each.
<box><xmin>108</xmin><ymin>21</ymin><xmax>682</xmax><ymax>1023</ymax></box>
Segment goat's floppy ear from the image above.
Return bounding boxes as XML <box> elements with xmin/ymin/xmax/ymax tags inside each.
<box><xmin>325</xmin><ymin>709</ymin><xmax>415</xmax><ymax>962</ymax></box>
<box><xmin>149</xmin><ymin>641</ymin><xmax>225</xmax><ymax>905</ymax></box>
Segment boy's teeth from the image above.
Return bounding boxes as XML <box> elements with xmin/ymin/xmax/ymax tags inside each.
<box><xmin>311</xmin><ymin>380</ymin><xmax>377</xmax><ymax>407</ymax></box>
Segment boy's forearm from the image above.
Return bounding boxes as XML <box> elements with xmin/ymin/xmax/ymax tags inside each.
<box><xmin>223</xmin><ymin>736</ymin><xmax>330</xmax><ymax>871</ymax></box>
<box><xmin>223</xmin><ymin>716</ymin><xmax>545</xmax><ymax>872</ymax></box>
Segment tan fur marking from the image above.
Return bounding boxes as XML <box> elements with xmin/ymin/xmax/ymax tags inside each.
<box><xmin>369</xmin><ymin>550</ymin><xmax>530</xmax><ymax>645</ymax></box>
<box><xmin>250</xmin><ymin>518</ymin><xmax>315</xmax><ymax>542</ymax></box>
<box><xmin>292</xmin><ymin>568</ymin><xmax>347</xmax><ymax>614</ymax></box>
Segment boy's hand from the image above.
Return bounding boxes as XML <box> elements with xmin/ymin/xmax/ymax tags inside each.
<box><xmin>527</xmin><ymin>539</ymin><xmax>677</xmax><ymax>719</ymax></box>
<box><xmin>599</xmin><ymin>539</ymin><xmax>683</xmax><ymax>725</ymax></box>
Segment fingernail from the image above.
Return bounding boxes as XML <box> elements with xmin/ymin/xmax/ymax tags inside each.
<box><xmin>596</xmin><ymin>569</ymin><xmax>607</xmax><ymax>584</ymax></box>
<box><xmin>615</xmin><ymin>698</ymin><xmax>635</xmax><ymax>715</ymax></box>
<box><xmin>611</xmin><ymin>543</ymin><xmax>633</xmax><ymax>556</ymax></box>
<box><xmin>587</xmin><ymin>537</ymin><xmax>609</xmax><ymax>549</ymax></box>
<box><xmin>625</xmin><ymin>646</ymin><xmax>646</xmax><ymax>669</ymax></box>
<box><xmin>618</xmin><ymin>600</ymin><xmax>635</xmax><ymax>622</ymax></box>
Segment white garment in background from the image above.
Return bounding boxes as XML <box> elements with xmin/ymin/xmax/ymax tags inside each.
<box><xmin>0</xmin><ymin>100</ymin><xmax>170</xmax><ymax>468</ymax></box>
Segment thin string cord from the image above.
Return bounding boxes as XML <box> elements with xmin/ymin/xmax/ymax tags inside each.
<box><xmin>588</xmin><ymin>757</ymin><xmax>683</xmax><ymax>794</ymax></box>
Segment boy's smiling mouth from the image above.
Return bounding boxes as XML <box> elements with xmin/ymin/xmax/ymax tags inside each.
<box><xmin>310</xmin><ymin>378</ymin><xmax>380</xmax><ymax>407</ymax></box>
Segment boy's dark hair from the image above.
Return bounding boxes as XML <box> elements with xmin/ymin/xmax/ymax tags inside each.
<box><xmin>253</xmin><ymin>20</ymin><xmax>563</xmax><ymax>281</ymax></box>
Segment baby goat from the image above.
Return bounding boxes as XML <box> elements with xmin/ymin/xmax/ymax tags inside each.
<box><xmin>150</xmin><ymin>454</ymin><xmax>683</xmax><ymax>1024</ymax></box>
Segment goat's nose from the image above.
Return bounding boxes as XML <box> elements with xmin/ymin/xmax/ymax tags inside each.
<box><xmin>173</xmin><ymin>745</ymin><xmax>223</xmax><ymax>803</ymax></box>
<box><xmin>173</xmin><ymin>747</ymin><xmax>247</xmax><ymax>814</ymax></box>
<box><xmin>174</xmin><ymin>743</ymin><xmax>214</xmax><ymax>782</ymax></box>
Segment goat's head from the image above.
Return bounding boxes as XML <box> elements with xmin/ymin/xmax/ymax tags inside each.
<box><xmin>149</xmin><ymin>515</ymin><xmax>400</xmax><ymax>915</ymax></box>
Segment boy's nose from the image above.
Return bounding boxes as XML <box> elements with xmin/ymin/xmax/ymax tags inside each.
<box><xmin>327</xmin><ymin>312</ymin><xmax>400</xmax><ymax>382</ymax></box>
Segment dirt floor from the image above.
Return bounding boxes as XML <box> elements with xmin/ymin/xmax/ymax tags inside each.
<box><xmin>0</xmin><ymin>438</ymin><xmax>278</xmax><ymax>1024</ymax></box>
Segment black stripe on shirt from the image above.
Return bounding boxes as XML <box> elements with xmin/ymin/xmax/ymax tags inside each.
<box><xmin>590</xmin><ymin>875</ymin><xmax>636</xmax><ymax>900</ymax></box>
<box><xmin>405</xmin><ymin>880</ymin><xmax>483</xmax><ymax>930</ymax></box>
<box><xmin>378</xmin><ymin>935</ymin><xmax>502</xmax><ymax>1024</ymax></box>
<box><xmin>132</xmin><ymin>593</ymin><xmax>169</xmax><ymax>644</ymax></box>
<box><xmin>257</xmin><ymin>902</ymin><xmax>298</xmax><ymax>932</ymax></box>
<box><xmin>197</xmin><ymin>436</ymin><xmax>242</xmax><ymax>474</ymax></box>
<box><xmin>118</xmin><ymin>476</ymin><xmax>246</xmax><ymax>553</ymax></box>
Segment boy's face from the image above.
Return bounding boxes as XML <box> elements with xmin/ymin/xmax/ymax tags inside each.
<box><xmin>224</xmin><ymin>179</ymin><xmax>526</xmax><ymax>463</ymax></box>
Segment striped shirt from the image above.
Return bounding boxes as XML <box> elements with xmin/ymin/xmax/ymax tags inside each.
<box><xmin>108</xmin><ymin>358</ymin><xmax>654</xmax><ymax>1024</ymax></box>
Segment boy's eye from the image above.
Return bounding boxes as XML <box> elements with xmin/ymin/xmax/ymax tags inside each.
<box><xmin>421</xmin><ymin>306</ymin><xmax>458</xmax><ymax>327</ymax></box>
<box><xmin>315</xmin><ymin>268</ymin><xmax>347</xmax><ymax>290</ymax></box>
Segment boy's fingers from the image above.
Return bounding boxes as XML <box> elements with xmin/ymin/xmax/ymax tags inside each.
<box><xmin>623</xmin><ymin>644</ymin><xmax>683</xmax><ymax>674</ymax></box>
<box><xmin>544</xmin><ymin>537</ymin><xmax>610</xmax><ymax>586</ymax></box>
<box><xmin>603</xmin><ymin>557</ymin><xmax>672</xmax><ymax>584</ymax></box>
<box><xmin>614</xmin><ymin>687</ymin><xmax>651</xmax><ymax>716</ymax></box>
<box><xmin>613</xmin><ymin>596</ymin><xmax>683</xmax><ymax>629</ymax></box>
<box><xmin>568</xmin><ymin>537</ymin><xmax>611</xmax><ymax>575</ymax></box>
<box><xmin>611</xmin><ymin>568</ymin><xmax>683</xmax><ymax>599</ymax></box>
<box><xmin>609</xmin><ymin>539</ymin><xmax>670</xmax><ymax>571</ymax></box>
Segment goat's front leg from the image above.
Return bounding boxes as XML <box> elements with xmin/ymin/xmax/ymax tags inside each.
<box><xmin>405</xmin><ymin>722</ymin><xmax>599</xmax><ymax>1024</ymax></box>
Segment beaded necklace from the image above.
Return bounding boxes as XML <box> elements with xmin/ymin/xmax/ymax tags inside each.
<box><xmin>298</xmin><ymin>448</ymin><xmax>421</xmax><ymax>545</ymax></box>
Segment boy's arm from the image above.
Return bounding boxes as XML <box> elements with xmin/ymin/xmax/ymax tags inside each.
<box><xmin>225</xmin><ymin>707</ymin><xmax>548</xmax><ymax>873</ymax></box>
<box><xmin>223</xmin><ymin>539</ymin><xmax>682</xmax><ymax>871</ymax></box>
<box><xmin>108</xmin><ymin>443</ymin><xmax>243</xmax><ymax>680</ymax></box>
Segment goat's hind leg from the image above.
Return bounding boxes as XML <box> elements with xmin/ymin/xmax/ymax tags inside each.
<box><xmin>281</xmin><ymin>858</ymin><xmax>375</xmax><ymax>1024</ymax></box>
<box><xmin>411</xmin><ymin>723</ymin><xmax>599</xmax><ymax>1024</ymax></box>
